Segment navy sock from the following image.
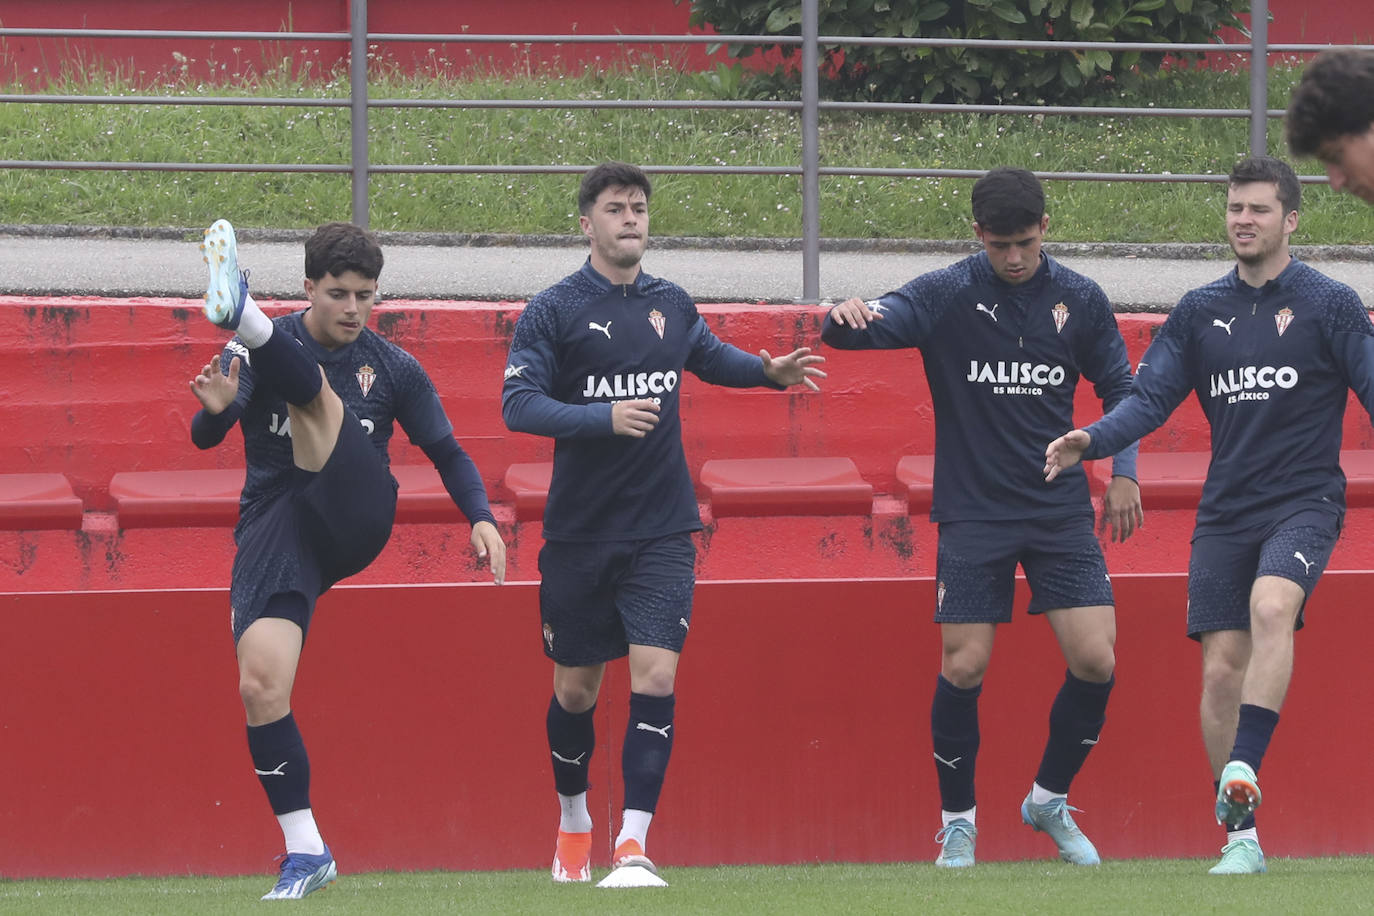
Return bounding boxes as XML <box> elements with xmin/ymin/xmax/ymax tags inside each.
<box><xmin>547</xmin><ymin>696</ymin><xmax>596</xmax><ymax>797</ymax></box>
<box><xmin>251</xmin><ymin>327</ymin><xmax>322</xmax><ymax>407</ymax></box>
<box><xmin>1035</xmin><ymin>670</ymin><xmax>1114</xmax><ymax>794</ymax></box>
<box><xmin>623</xmin><ymin>692</ymin><xmax>675</xmax><ymax>813</ymax></box>
<box><xmin>247</xmin><ymin>712</ymin><xmax>311</xmax><ymax>815</ymax></box>
<box><xmin>1230</xmin><ymin>703</ymin><xmax>1281</xmax><ymax>772</ymax></box>
<box><xmin>1215</xmin><ymin>780</ymin><xmax>1257</xmax><ymax>832</ymax></box>
<box><xmin>931</xmin><ymin>675</ymin><xmax>981</xmax><ymax>811</ymax></box>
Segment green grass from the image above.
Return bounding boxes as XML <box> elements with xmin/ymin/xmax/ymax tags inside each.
<box><xmin>3</xmin><ymin>859</ymin><xmax>1373</xmax><ymax>914</ymax></box>
<box><xmin>2</xmin><ymin>50</ymin><xmax>1374</xmax><ymax>244</ymax></box>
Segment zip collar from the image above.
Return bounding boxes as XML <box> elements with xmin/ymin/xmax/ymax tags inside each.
<box><xmin>579</xmin><ymin>258</ymin><xmax>655</xmax><ymax>295</ymax></box>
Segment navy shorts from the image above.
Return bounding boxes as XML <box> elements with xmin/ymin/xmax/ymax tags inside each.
<box><xmin>537</xmin><ymin>532</ymin><xmax>696</xmax><ymax>667</ymax></box>
<box><xmin>934</xmin><ymin>516</ymin><xmax>1114</xmax><ymax>624</ymax></box>
<box><xmin>230</xmin><ymin>410</ymin><xmax>397</xmax><ymax>642</ymax></box>
<box><xmin>1187</xmin><ymin>509</ymin><xmax>1341</xmax><ymax>639</ymax></box>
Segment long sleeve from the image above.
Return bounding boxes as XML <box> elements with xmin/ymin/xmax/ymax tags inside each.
<box><xmin>1082</xmin><ymin>306</ymin><xmax>1195</xmax><ymax>461</ymax></box>
<box><xmin>502</xmin><ymin>334</ymin><xmax>616</xmax><ymax>438</ymax></box>
<box><xmin>420</xmin><ymin>435</ymin><xmax>496</xmax><ymax>526</ymax></box>
<box><xmin>190</xmin><ymin>401</ymin><xmax>243</xmax><ymax>449</ymax></box>
<box><xmin>683</xmin><ymin>316</ymin><xmax>778</xmax><ymax>388</ymax></box>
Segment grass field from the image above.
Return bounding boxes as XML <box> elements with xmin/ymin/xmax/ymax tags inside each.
<box><xmin>4</xmin><ymin>51</ymin><xmax>1374</xmax><ymax>244</ymax></box>
<box><xmin>4</xmin><ymin>859</ymin><xmax>1373</xmax><ymax>914</ymax></box>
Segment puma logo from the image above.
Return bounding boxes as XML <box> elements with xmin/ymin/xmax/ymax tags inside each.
<box><xmin>254</xmin><ymin>761</ymin><xmax>288</xmax><ymax>777</ymax></box>
<box><xmin>635</xmin><ymin>722</ymin><xmax>672</xmax><ymax>738</ymax></box>
<box><xmin>1294</xmin><ymin>551</ymin><xmax>1315</xmax><ymax>574</ymax></box>
<box><xmin>976</xmin><ymin>302</ymin><xmax>999</xmax><ymax>321</ymax></box>
<box><xmin>589</xmin><ymin>321</ymin><xmax>612</xmax><ymax>338</ymax></box>
<box><xmin>1213</xmin><ymin>317</ymin><xmax>1236</xmax><ymax>335</ymax></box>
<box><xmin>551</xmin><ymin>750</ymin><xmax>587</xmax><ymax>765</ymax></box>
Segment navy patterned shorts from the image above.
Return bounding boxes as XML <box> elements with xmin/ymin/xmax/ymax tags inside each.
<box><xmin>230</xmin><ymin>411</ymin><xmax>396</xmax><ymax>642</ymax></box>
<box><xmin>537</xmin><ymin>532</ymin><xmax>696</xmax><ymax>666</ymax></box>
<box><xmin>1187</xmin><ymin>509</ymin><xmax>1341</xmax><ymax>639</ymax></box>
<box><xmin>934</xmin><ymin>515</ymin><xmax>1114</xmax><ymax>624</ymax></box>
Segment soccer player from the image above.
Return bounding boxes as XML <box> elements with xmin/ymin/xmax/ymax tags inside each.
<box><xmin>1044</xmin><ymin>156</ymin><xmax>1374</xmax><ymax>875</ymax></box>
<box><xmin>821</xmin><ymin>167</ymin><xmax>1142</xmax><ymax>868</ymax></box>
<box><xmin>502</xmin><ymin>161</ymin><xmax>825</xmax><ymax>884</ymax></box>
<box><xmin>189</xmin><ymin>220</ymin><xmax>506</xmax><ymax>899</ymax></box>
<box><xmin>1286</xmin><ymin>47</ymin><xmax>1374</xmax><ymax>207</ymax></box>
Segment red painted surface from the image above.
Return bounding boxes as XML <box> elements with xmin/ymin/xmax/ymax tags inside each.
<box><xmin>2</xmin><ymin>1</ymin><xmax>1368</xmax><ymax>88</ymax></box>
<box><xmin>0</xmin><ymin>573</ymin><xmax>1371</xmax><ymax>877</ymax></box>
<box><xmin>5</xmin><ymin>296</ymin><xmax>1374</xmax><ymax>592</ymax></box>
<box><xmin>0</xmin><ymin>0</ymin><xmax>732</xmax><ymax>88</ymax></box>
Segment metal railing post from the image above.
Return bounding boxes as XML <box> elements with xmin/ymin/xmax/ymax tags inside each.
<box><xmin>1249</xmin><ymin>0</ymin><xmax>1269</xmax><ymax>156</ymax></box>
<box><xmin>800</xmin><ymin>0</ymin><xmax>820</xmax><ymax>303</ymax></box>
<box><xmin>350</xmin><ymin>0</ymin><xmax>370</xmax><ymax>227</ymax></box>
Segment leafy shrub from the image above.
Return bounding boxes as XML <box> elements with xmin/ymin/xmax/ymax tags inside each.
<box><xmin>676</xmin><ymin>0</ymin><xmax>1250</xmax><ymax>103</ymax></box>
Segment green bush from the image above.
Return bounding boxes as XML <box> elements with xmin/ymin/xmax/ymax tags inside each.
<box><xmin>676</xmin><ymin>0</ymin><xmax>1250</xmax><ymax>103</ymax></box>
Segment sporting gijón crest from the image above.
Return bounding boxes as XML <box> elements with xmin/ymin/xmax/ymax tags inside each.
<box><xmin>1275</xmin><ymin>307</ymin><xmax>1294</xmax><ymax>337</ymax></box>
<box><xmin>356</xmin><ymin>363</ymin><xmax>376</xmax><ymax>397</ymax></box>
<box><xmin>1052</xmin><ymin>302</ymin><xmax>1069</xmax><ymax>334</ymax></box>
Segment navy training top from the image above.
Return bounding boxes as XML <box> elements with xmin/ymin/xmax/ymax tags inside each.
<box><xmin>1083</xmin><ymin>258</ymin><xmax>1374</xmax><ymax>536</ymax></box>
<box><xmin>502</xmin><ymin>260</ymin><xmax>779</xmax><ymax>542</ymax></box>
<box><xmin>821</xmin><ymin>251</ymin><xmax>1139</xmax><ymax>522</ymax></box>
<box><xmin>192</xmin><ymin>310</ymin><xmax>493</xmax><ymax>536</ymax></box>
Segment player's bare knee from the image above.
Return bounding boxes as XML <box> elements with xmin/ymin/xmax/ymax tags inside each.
<box><xmin>1250</xmin><ymin>594</ymin><xmax>1297</xmax><ymax>635</ymax></box>
<box><xmin>941</xmin><ymin>650</ymin><xmax>989</xmax><ymax>689</ymax></box>
<box><xmin>1201</xmin><ymin>645</ymin><xmax>1246</xmax><ymax>689</ymax></box>
<box><xmin>631</xmin><ymin>669</ymin><xmax>676</xmax><ymax>697</ymax></box>
<box><xmin>238</xmin><ymin>671</ymin><xmax>289</xmax><ymax>719</ymax></box>
<box><xmin>1067</xmin><ymin>642</ymin><xmax>1115</xmax><ymax>683</ymax></box>
<box><xmin>1200</xmin><ymin>665</ymin><xmax>1243</xmax><ymax>711</ymax></box>
<box><xmin>554</xmin><ymin>682</ymin><xmax>599</xmax><ymax>714</ymax></box>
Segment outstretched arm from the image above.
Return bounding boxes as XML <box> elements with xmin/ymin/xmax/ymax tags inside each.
<box><xmin>1044</xmin><ymin>429</ymin><xmax>1091</xmax><ymax>482</ymax></box>
<box><xmin>826</xmin><ymin>297</ymin><xmax>885</xmax><ymax>331</ymax></box>
<box><xmin>761</xmin><ymin>347</ymin><xmax>826</xmax><ymax>391</ymax></box>
<box><xmin>189</xmin><ymin>352</ymin><xmax>244</xmax><ymax>449</ymax></box>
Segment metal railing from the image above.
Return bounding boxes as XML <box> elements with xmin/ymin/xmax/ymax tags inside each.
<box><xmin>0</xmin><ymin>0</ymin><xmax>1360</xmax><ymax>299</ymax></box>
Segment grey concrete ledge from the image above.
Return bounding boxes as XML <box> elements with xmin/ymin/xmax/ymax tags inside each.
<box><xmin>4</xmin><ymin>223</ymin><xmax>1374</xmax><ymax>262</ymax></box>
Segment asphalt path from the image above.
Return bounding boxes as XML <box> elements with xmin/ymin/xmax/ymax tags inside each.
<box><xmin>4</xmin><ymin>228</ymin><xmax>1374</xmax><ymax>310</ymax></box>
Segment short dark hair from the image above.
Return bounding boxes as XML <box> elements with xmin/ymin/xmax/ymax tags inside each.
<box><xmin>578</xmin><ymin>161</ymin><xmax>652</xmax><ymax>215</ymax></box>
<box><xmin>1286</xmin><ymin>48</ymin><xmax>1374</xmax><ymax>157</ymax></box>
<box><xmin>1229</xmin><ymin>156</ymin><xmax>1302</xmax><ymax>215</ymax></box>
<box><xmin>304</xmin><ymin>222</ymin><xmax>384</xmax><ymax>281</ymax></box>
<box><xmin>970</xmin><ymin>167</ymin><xmax>1046</xmax><ymax>235</ymax></box>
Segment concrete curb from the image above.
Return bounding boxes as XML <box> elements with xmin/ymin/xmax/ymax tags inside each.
<box><xmin>5</xmin><ymin>223</ymin><xmax>1374</xmax><ymax>262</ymax></box>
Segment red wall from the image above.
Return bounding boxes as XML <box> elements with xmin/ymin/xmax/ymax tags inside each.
<box><xmin>6</xmin><ymin>295</ymin><xmax>1374</xmax><ymax>593</ymax></box>
<box><xmin>3</xmin><ymin>1</ymin><xmax>1369</xmax><ymax>88</ymax></box>
<box><xmin>0</xmin><ymin>1</ymin><xmax>731</xmax><ymax>88</ymax></box>
<box><xmin>2</xmin><ymin>574</ymin><xmax>1371</xmax><ymax>878</ymax></box>
<box><xmin>4</xmin><ymin>297</ymin><xmax>1374</xmax><ymax>874</ymax></box>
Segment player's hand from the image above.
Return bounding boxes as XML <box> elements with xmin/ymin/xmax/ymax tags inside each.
<box><xmin>828</xmin><ymin>296</ymin><xmax>884</xmax><ymax>330</ymax></box>
<box><xmin>611</xmin><ymin>399</ymin><xmax>660</xmax><ymax>438</ymax></box>
<box><xmin>761</xmin><ymin>347</ymin><xmax>827</xmax><ymax>392</ymax></box>
<box><xmin>1044</xmin><ymin>429</ymin><xmax>1090</xmax><ymax>482</ymax></box>
<box><xmin>470</xmin><ymin>520</ymin><xmax>506</xmax><ymax>585</ymax></box>
<box><xmin>1101</xmin><ymin>475</ymin><xmax>1143</xmax><ymax>543</ymax></box>
<box><xmin>190</xmin><ymin>353</ymin><xmax>240</xmax><ymax>413</ymax></box>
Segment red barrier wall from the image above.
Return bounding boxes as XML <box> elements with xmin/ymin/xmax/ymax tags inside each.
<box><xmin>2</xmin><ymin>573</ymin><xmax>1371</xmax><ymax>878</ymax></box>
<box><xmin>3</xmin><ymin>1</ymin><xmax>1370</xmax><ymax>88</ymax></box>
<box><xmin>0</xmin><ymin>1</ymin><xmax>731</xmax><ymax>88</ymax></box>
<box><xmin>6</xmin><ymin>295</ymin><xmax>1374</xmax><ymax>592</ymax></box>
